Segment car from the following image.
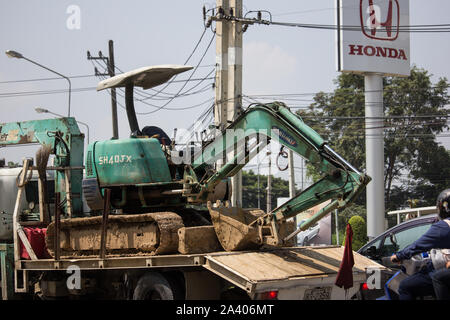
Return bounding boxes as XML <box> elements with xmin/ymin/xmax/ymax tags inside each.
<box><xmin>356</xmin><ymin>214</ymin><xmax>438</xmax><ymax>299</ymax></box>
<box><xmin>296</xmin><ymin>219</ymin><xmax>320</xmax><ymax>246</ymax></box>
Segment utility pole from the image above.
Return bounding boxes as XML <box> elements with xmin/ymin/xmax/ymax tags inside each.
<box><xmin>228</xmin><ymin>0</ymin><xmax>243</xmax><ymax>207</ymax></box>
<box><xmin>288</xmin><ymin>149</ymin><xmax>296</xmax><ymax>225</ymax></box>
<box><xmin>87</xmin><ymin>40</ymin><xmax>119</xmax><ymax>139</ymax></box>
<box><xmin>288</xmin><ymin>150</ymin><xmax>295</xmax><ymax>199</ymax></box>
<box><xmin>214</xmin><ymin>0</ymin><xmax>229</xmax><ymax>132</ymax></box>
<box><xmin>108</xmin><ymin>40</ymin><xmax>119</xmax><ymax>139</ymax></box>
<box><xmin>300</xmin><ymin>157</ymin><xmax>304</xmax><ymax>190</ymax></box>
<box><xmin>335</xmin><ymin>209</ymin><xmax>339</xmax><ymax>245</ymax></box>
<box><xmin>214</xmin><ymin>0</ymin><xmax>243</xmax><ymax>207</ymax></box>
<box><xmin>266</xmin><ymin>151</ymin><xmax>272</xmax><ymax>213</ymax></box>
<box><xmin>214</xmin><ymin>0</ymin><xmax>229</xmax><ymax>185</ymax></box>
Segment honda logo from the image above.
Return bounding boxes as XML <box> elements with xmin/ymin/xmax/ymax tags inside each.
<box><xmin>360</xmin><ymin>0</ymin><xmax>400</xmax><ymax>41</ymax></box>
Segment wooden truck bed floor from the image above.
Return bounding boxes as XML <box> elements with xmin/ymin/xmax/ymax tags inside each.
<box><xmin>203</xmin><ymin>245</ymin><xmax>386</xmax><ymax>293</ymax></box>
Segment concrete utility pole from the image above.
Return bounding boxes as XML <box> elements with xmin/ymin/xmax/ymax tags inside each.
<box><xmin>335</xmin><ymin>209</ymin><xmax>339</xmax><ymax>245</ymax></box>
<box><xmin>266</xmin><ymin>151</ymin><xmax>272</xmax><ymax>213</ymax></box>
<box><xmin>365</xmin><ymin>74</ymin><xmax>385</xmax><ymax>240</ymax></box>
<box><xmin>108</xmin><ymin>40</ymin><xmax>119</xmax><ymax>139</ymax></box>
<box><xmin>214</xmin><ymin>0</ymin><xmax>243</xmax><ymax>207</ymax></box>
<box><xmin>214</xmin><ymin>0</ymin><xmax>229</xmax><ymax>131</ymax></box>
<box><xmin>288</xmin><ymin>149</ymin><xmax>296</xmax><ymax>223</ymax></box>
<box><xmin>288</xmin><ymin>150</ymin><xmax>296</xmax><ymax>199</ymax></box>
<box><xmin>228</xmin><ymin>0</ymin><xmax>243</xmax><ymax>207</ymax></box>
<box><xmin>87</xmin><ymin>40</ymin><xmax>119</xmax><ymax>139</ymax></box>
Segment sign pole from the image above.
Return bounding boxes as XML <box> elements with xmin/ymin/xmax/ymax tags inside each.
<box><xmin>337</xmin><ymin>0</ymin><xmax>409</xmax><ymax>240</ymax></box>
<box><xmin>365</xmin><ymin>74</ymin><xmax>385</xmax><ymax>239</ymax></box>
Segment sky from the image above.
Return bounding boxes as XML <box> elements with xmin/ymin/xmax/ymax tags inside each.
<box><xmin>1</xmin><ymin>0</ymin><xmax>450</xmax><ymax>189</ymax></box>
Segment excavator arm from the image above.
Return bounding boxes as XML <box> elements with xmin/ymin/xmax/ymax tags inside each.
<box><xmin>185</xmin><ymin>101</ymin><xmax>370</xmax><ymax>250</ymax></box>
<box><xmin>0</xmin><ymin>118</ymin><xmax>84</xmax><ymax>215</ymax></box>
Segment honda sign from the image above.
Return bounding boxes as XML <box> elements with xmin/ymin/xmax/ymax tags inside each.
<box><xmin>337</xmin><ymin>0</ymin><xmax>410</xmax><ymax>76</ymax></box>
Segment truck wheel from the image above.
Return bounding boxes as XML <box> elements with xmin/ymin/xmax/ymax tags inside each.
<box><xmin>133</xmin><ymin>273</ymin><xmax>175</xmax><ymax>300</ymax></box>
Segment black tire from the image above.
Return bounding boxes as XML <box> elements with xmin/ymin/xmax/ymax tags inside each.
<box><xmin>133</xmin><ymin>272</ymin><xmax>175</xmax><ymax>300</ymax></box>
<box><xmin>303</xmin><ymin>237</ymin><xmax>308</xmax><ymax>246</ymax></box>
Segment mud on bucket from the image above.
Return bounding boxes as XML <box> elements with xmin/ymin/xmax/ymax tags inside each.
<box><xmin>207</xmin><ymin>201</ymin><xmax>264</xmax><ymax>251</ymax></box>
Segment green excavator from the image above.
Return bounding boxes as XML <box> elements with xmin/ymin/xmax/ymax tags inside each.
<box><xmin>0</xmin><ymin>65</ymin><xmax>370</xmax><ymax>257</ymax></box>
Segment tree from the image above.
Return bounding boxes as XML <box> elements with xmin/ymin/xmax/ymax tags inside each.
<box><xmin>297</xmin><ymin>66</ymin><xmax>450</xmax><ymax>211</ymax></box>
<box><xmin>241</xmin><ymin>170</ymin><xmax>290</xmax><ymax>212</ymax></box>
<box><xmin>7</xmin><ymin>161</ymin><xmax>19</xmax><ymax>168</ymax></box>
<box><xmin>343</xmin><ymin>215</ymin><xmax>368</xmax><ymax>251</ymax></box>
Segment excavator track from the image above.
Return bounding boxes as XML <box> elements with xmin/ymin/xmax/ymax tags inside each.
<box><xmin>46</xmin><ymin>211</ymin><xmax>184</xmax><ymax>257</ymax></box>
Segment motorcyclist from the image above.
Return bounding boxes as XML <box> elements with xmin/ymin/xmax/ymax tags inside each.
<box><xmin>431</xmin><ymin>261</ymin><xmax>450</xmax><ymax>300</ymax></box>
<box><xmin>390</xmin><ymin>189</ymin><xmax>450</xmax><ymax>300</ymax></box>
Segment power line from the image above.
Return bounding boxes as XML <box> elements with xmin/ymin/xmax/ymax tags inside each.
<box><xmin>0</xmin><ymin>86</ymin><xmax>96</xmax><ymax>98</ymax></box>
<box><xmin>135</xmin><ymin>68</ymin><xmax>216</xmax><ymax>101</ymax></box>
<box><xmin>0</xmin><ymin>74</ymin><xmax>97</xmax><ymax>84</ymax></box>
<box><xmin>271</xmin><ymin>7</ymin><xmax>337</xmax><ymax>17</ymax></box>
<box><xmin>210</xmin><ymin>10</ymin><xmax>450</xmax><ymax>33</ymax></box>
<box><xmin>244</xmin><ymin>82</ymin><xmax>450</xmax><ymax>98</ymax></box>
<box><xmin>88</xmin><ymin>28</ymin><xmax>217</xmax><ymax>114</ymax></box>
<box><xmin>136</xmin><ymin>31</ymin><xmax>216</xmax><ymax>115</ymax></box>
<box><xmin>134</xmin><ymin>26</ymin><xmax>210</xmax><ymax>101</ymax></box>
<box><xmin>93</xmin><ymin>66</ymin><xmax>215</xmax><ymax>112</ymax></box>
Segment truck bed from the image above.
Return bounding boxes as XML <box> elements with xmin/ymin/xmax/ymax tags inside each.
<box><xmin>203</xmin><ymin>246</ymin><xmax>385</xmax><ymax>298</ymax></box>
<box><xmin>16</xmin><ymin>245</ymin><xmax>385</xmax><ymax>299</ymax></box>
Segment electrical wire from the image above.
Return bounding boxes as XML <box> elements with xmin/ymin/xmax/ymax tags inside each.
<box><xmin>93</xmin><ymin>67</ymin><xmax>215</xmax><ymax>114</ymax></box>
<box><xmin>136</xmin><ymin>32</ymin><xmax>216</xmax><ymax>115</ymax></box>
<box><xmin>0</xmin><ymin>86</ymin><xmax>96</xmax><ymax>98</ymax></box>
<box><xmin>141</xmin><ymin>26</ymin><xmax>210</xmax><ymax>101</ymax></box>
<box><xmin>0</xmin><ymin>74</ymin><xmax>97</xmax><ymax>84</ymax></box>
<box><xmin>222</xmin><ymin>10</ymin><xmax>450</xmax><ymax>33</ymax></box>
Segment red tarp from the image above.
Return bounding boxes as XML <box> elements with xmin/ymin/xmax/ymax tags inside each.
<box><xmin>335</xmin><ymin>223</ymin><xmax>355</xmax><ymax>290</ymax></box>
<box><xmin>20</xmin><ymin>227</ymin><xmax>51</xmax><ymax>259</ymax></box>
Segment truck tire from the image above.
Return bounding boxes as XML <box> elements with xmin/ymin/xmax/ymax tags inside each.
<box><xmin>133</xmin><ymin>272</ymin><xmax>175</xmax><ymax>300</ymax></box>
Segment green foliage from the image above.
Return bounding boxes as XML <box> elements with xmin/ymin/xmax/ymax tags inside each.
<box><xmin>331</xmin><ymin>231</ymin><xmax>345</xmax><ymax>246</ymax></box>
<box><xmin>342</xmin><ymin>215</ymin><xmax>368</xmax><ymax>251</ymax></box>
<box><xmin>297</xmin><ymin>66</ymin><xmax>450</xmax><ymax>210</ymax></box>
<box><xmin>334</xmin><ymin>204</ymin><xmax>366</xmax><ymax>233</ymax></box>
<box><xmin>241</xmin><ymin>170</ymin><xmax>290</xmax><ymax>212</ymax></box>
<box><xmin>7</xmin><ymin>161</ymin><xmax>19</xmax><ymax>168</ymax></box>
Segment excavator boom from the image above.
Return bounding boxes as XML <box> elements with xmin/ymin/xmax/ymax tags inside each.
<box><xmin>188</xmin><ymin>102</ymin><xmax>371</xmax><ymax>251</ymax></box>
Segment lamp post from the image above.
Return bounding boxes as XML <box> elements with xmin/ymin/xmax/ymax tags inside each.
<box><xmin>6</xmin><ymin>50</ymin><xmax>72</xmax><ymax>117</ymax></box>
<box><xmin>35</xmin><ymin>107</ymin><xmax>89</xmax><ymax>144</ymax></box>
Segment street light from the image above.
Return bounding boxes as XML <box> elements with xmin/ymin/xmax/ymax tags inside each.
<box><xmin>35</xmin><ymin>107</ymin><xmax>89</xmax><ymax>144</ymax></box>
<box><xmin>6</xmin><ymin>50</ymin><xmax>72</xmax><ymax>117</ymax></box>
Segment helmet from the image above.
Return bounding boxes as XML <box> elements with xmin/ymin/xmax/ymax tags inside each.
<box><xmin>436</xmin><ymin>189</ymin><xmax>450</xmax><ymax>220</ymax></box>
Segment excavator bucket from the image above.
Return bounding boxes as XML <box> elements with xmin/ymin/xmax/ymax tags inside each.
<box><xmin>207</xmin><ymin>201</ymin><xmax>264</xmax><ymax>251</ymax></box>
